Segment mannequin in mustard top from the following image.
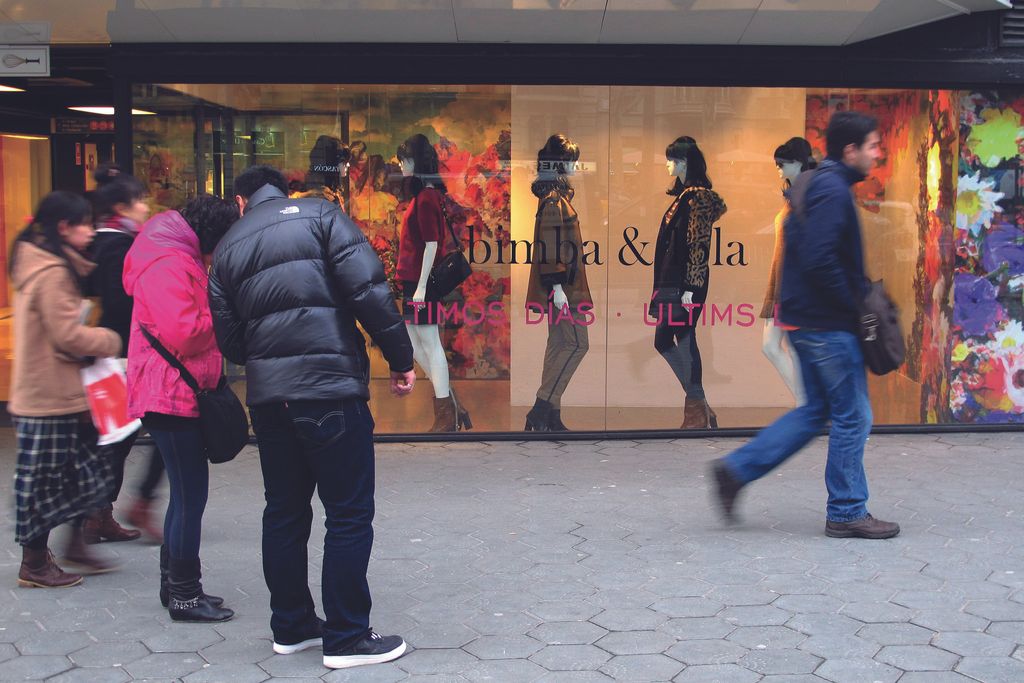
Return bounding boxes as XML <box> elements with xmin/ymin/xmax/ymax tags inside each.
<box><xmin>760</xmin><ymin>137</ymin><xmax>815</xmax><ymax>405</ymax></box>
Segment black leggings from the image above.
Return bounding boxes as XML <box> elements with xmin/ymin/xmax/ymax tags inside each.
<box><xmin>653</xmin><ymin>293</ymin><xmax>706</xmax><ymax>399</ymax></box>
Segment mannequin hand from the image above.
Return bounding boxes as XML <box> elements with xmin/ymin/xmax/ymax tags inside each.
<box><xmin>681</xmin><ymin>291</ymin><xmax>694</xmax><ymax>305</ymax></box>
<box><xmin>390</xmin><ymin>370</ymin><xmax>416</xmax><ymax>397</ymax></box>
<box><xmin>552</xmin><ymin>286</ymin><xmax>569</xmax><ymax>311</ymax></box>
<box><xmin>412</xmin><ymin>286</ymin><xmax>426</xmax><ymax>303</ymax></box>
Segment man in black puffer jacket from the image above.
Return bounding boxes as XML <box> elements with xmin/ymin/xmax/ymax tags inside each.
<box><xmin>209</xmin><ymin>166</ymin><xmax>415</xmax><ymax>670</ymax></box>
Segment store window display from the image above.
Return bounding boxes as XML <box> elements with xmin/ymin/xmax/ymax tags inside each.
<box><xmin>397</xmin><ymin>134</ymin><xmax>472</xmax><ymax>432</ymax></box>
<box><xmin>304</xmin><ymin>135</ymin><xmax>351</xmax><ymax>208</ymax></box>
<box><xmin>651</xmin><ymin>136</ymin><xmax>727</xmax><ymax>429</ymax></box>
<box><xmin>760</xmin><ymin>137</ymin><xmax>816</xmax><ymax>406</ymax></box>
<box><xmin>524</xmin><ymin>134</ymin><xmax>591</xmax><ymax>432</ymax></box>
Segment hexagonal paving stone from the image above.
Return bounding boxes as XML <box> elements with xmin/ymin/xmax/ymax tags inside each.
<box><xmin>986</xmin><ymin>621</ymin><xmax>1024</xmax><ymax>642</ymax></box>
<box><xmin>956</xmin><ymin>656</ymin><xmax>1024</xmax><ymax>683</ymax></box>
<box><xmin>530</xmin><ymin>622</ymin><xmax>608</xmax><ymax>645</ymax></box>
<box><xmin>530</xmin><ymin>644</ymin><xmax>612</xmax><ymax>671</ymax></box>
<box><xmin>14</xmin><ymin>630</ymin><xmax>93</xmax><ymax>656</ymax></box>
<box><xmin>589</xmin><ymin>608</ymin><xmax>666</xmax><ymax>631</ymax></box>
<box><xmin>772</xmin><ymin>594</ymin><xmax>844</xmax><ymax>614</ymax></box>
<box><xmin>257</xmin><ymin>649</ymin><xmax>331</xmax><ymax>678</ymax></box>
<box><xmin>706</xmin><ymin>586</ymin><xmax>778</xmax><ymax>606</ymax></box>
<box><xmin>0</xmin><ymin>655</ymin><xmax>73</xmax><ymax>681</ymax></box>
<box><xmin>86</xmin><ymin>615</ymin><xmax>169</xmax><ymax>642</ymax></box>
<box><xmin>876</xmin><ymin>647</ymin><xmax>962</xmax><ymax>671</ymax></box>
<box><xmin>727</xmin><ymin>626</ymin><xmax>805</xmax><ymax>650</ymax></box>
<box><xmin>183</xmin><ymin>663</ymin><xmax>271</xmax><ymax>683</ymax></box>
<box><xmin>464</xmin><ymin>634</ymin><xmax>544</xmax><ymax>659</ymax></box>
<box><xmin>125</xmin><ymin>652</ymin><xmax>209</xmax><ymax>679</ymax></box>
<box><xmin>912</xmin><ymin>609</ymin><xmax>989</xmax><ymax>633</ymax></box>
<box><xmin>720</xmin><ymin>605</ymin><xmax>792</xmax><ymax>626</ymax></box>
<box><xmin>405</xmin><ymin>623</ymin><xmax>479</xmax><ymax>648</ymax></box>
<box><xmin>464</xmin><ymin>610</ymin><xmax>539</xmax><ymax>636</ymax></box>
<box><xmin>671</xmin><ymin>663</ymin><xmax>762</xmax><ymax>682</ymax></box>
<box><xmin>786</xmin><ymin>613</ymin><xmax>864</xmax><ymax>637</ymax></box>
<box><xmin>965</xmin><ymin>599</ymin><xmax>1024</xmax><ymax>621</ymax></box>
<box><xmin>814</xmin><ymin>657</ymin><xmax>901</xmax><ymax>683</ymax></box>
<box><xmin>69</xmin><ymin>640</ymin><xmax>150</xmax><ymax>667</ymax></box>
<box><xmin>395</xmin><ymin>648</ymin><xmax>478</xmax><ymax>675</ymax></box>
<box><xmin>738</xmin><ymin>648</ymin><xmax>822</xmax><ymax>675</ymax></box>
<box><xmin>535</xmin><ymin>671</ymin><xmax>615</xmax><ymax>682</ymax></box>
<box><xmin>600</xmin><ymin>654</ymin><xmax>683</xmax><ymax>681</ymax></box>
<box><xmin>47</xmin><ymin>668</ymin><xmax>131</xmax><ymax>683</ymax></box>
<box><xmin>932</xmin><ymin>631</ymin><xmax>1016</xmax><ymax>656</ymax></box>
<box><xmin>528</xmin><ymin>601</ymin><xmax>603</xmax><ymax>623</ymax></box>
<box><xmin>464</xmin><ymin>658</ymin><xmax>548</xmax><ymax>683</ymax></box>
<box><xmin>658</xmin><ymin>617</ymin><xmax>735</xmax><ymax>640</ymax></box>
<box><xmin>323</xmin><ymin>662</ymin><xmax>408</xmax><ymax>682</ymax></box>
<box><xmin>797</xmin><ymin>634</ymin><xmax>879</xmax><ymax>659</ymax></box>
<box><xmin>897</xmin><ymin>674</ymin><xmax>979</xmax><ymax>683</ymax></box>
<box><xmin>651</xmin><ymin>598</ymin><xmax>725</xmax><ymax>618</ymax></box>
<box><xmin>199</xmin><ymin>638</ymin><xmax>276</xmax><ymax>665</ymax></box>
<box><xmin>665</xmin><ymin>638</ymin><xmax>748</xmax><ymax>665</ymax></box>
<box><xmin>594</xmin><ymin>630</ymin><xmax>676</xmax><ymax>656</ymax></box>
<box><xmin>839</xmin><ymin>602</ymin><xmax>914</xmax><ymax>624</ymax></box>
<box><xmin>144</xmin><ymin>624</ymin><xmax>224</xmax><ymax>652</ymax></box>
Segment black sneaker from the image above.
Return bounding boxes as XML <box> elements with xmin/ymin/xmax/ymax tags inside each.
<box><xmin>323</xmin><ymin>630</ymin><xmax>407</xmax><ymax>669</ymax></box>
<box><xmin>711</xmin><ymin>459</ymin><xmax>744</xmax><ymax>524</ymax></box>
<box><xmin>273</xmin><ymin>617</ymin><xmax>325</xmax><ymax>655</ymax></box>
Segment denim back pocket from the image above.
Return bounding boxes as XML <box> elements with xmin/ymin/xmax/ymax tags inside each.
<box><xmin>287</xmin><ymin>401</ymin><xmax>347</xmax><ymax>448</ymax></box>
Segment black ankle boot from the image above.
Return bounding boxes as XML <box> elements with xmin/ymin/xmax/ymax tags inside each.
<box><xmin>167</xmin><ymin>557</ymin><xmax>233</xmax><ymax>622</ymax></box>
<box><xmin>524</xmin><ymin>398</ymin><xmax>553</xmax><ymax>432</ymax></box>
<box><xmin>548</xmin><ymin>409</ymin><xmax>569</xmax><ymax>432</ymax></box>
<box><xmin>160</xmin><ymin>546</ymin><xmax>223</xmax><ymax>608</ymax></box>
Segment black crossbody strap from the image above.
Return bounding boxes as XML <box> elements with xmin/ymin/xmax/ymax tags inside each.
<box><xmin>139</xmin><ymin>326</ymin><xmax>201</xmax><ymax>395</ymax></box>
<box><xmin>438</xmin><ymin>200</ymin><xmax>461</xmax><ymax>253</ymax></box>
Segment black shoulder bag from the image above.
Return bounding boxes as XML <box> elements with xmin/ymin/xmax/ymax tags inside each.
<box><xmin>790</xmin><ymin>168</ymin><xmax>906</xmax><ymax>376</ymax></box>
<box><xmin>139</xmin><ymin>327</ymin><xmax>249</xmax><ymax>464</ymax></box>
<box><xmin>425</xmin><ymin>200</ymin><xmax>472</xmax><ymax>300</ymax></box>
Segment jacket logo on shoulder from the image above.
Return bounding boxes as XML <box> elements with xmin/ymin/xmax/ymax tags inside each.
<box><xmin>279</xmin><ymin>206</ymin><xmax>300</xmax><ymax>215</ymax></box>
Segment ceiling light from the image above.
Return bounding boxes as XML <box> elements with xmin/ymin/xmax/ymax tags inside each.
<box><xmin>67</xmin><ymin>106</ymin><xmax>156</xmax><ymax>116</ymax></box>
<box><xmin>2</xmin><ymin>134</ymin><xmax>47</xmax><ymax>140</ymax></box>
<box><xmin>0</xmin><ymin>84</ymin><xmax>26</xmax><ymax>92</ymax></box>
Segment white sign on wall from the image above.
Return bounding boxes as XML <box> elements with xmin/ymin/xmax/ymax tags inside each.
<box><xmin>0</xmin><ymin>45</ymin><xmax>49</xmax><ymax>77</ymax></box>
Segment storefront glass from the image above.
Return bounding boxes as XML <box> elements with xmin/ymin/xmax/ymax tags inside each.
<box><xmin>130</xmin><ymin>83</ymin><xmax>1024</xmax><ymax>433</ymax></box>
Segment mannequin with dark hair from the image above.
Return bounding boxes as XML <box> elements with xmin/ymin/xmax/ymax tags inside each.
<box><xmin>760</xmin><ymin>137</ymin><xmax>816</xmax><ymax>405</ymax></box>
<box><xmin>306</xmin><ymin>135</ymin><xmax>352</xmax><ymax>207</ymax></box>
<box><xmin>524</xmin><ymin>133</ymin><xmax>590</xmax><ymax>432</ymax></box>
<box><xmin>652</xmin><ymin>136</ymin><xmax>726</xmax><ymax>429</ymax></box>
<box><xmin>396</xmin><ymin>134</ymin><xmax>470</xmax><ymax>432</ymax></box>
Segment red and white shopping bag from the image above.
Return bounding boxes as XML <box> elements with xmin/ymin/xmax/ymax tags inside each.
<box><xmin>81</xmin><ymin>357</ymin><xmax>141</xmax><ymax>445</ymax></box>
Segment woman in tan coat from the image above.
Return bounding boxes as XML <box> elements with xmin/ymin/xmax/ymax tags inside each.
<box><xmin>9</xmin><ymin>191</ymin><xmax>122</xmax><ymax>588</ymax></box>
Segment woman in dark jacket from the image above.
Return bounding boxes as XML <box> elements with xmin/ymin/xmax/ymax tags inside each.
<box><xmin>87</xmin><ymin>164</ymin><xmax>166</xmax><ymax>544</ymax></box>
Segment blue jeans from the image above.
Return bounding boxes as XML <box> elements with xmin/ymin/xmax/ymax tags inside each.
<box><xmin>149</xmin><ymin>424</ymin><xmax>208</xmax><ymax>560</ymax></box>
<box><xmin>249</xmin><ymin>398</ymin><xmax>376</xmax><ymax>653</ymax></box>
<box><xmin>723</xmin><ymin>329</ymin><xmax>872</xmax><ymax>523</ymax></box>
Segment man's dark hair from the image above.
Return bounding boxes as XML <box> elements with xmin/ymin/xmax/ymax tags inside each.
<box><xmin>233</xmin><ymin>165</ymin><xmax>288</xmax><ymax>200</ymax></box>
<box><xmin>825</xmin><ymin>111</ymin><xmax>878</xmax><ymax>160</ymax></box>
<box><xmin>181</xmin><ymin>195</ymin><xmax>240</xmax><ymax>255</ymax></box>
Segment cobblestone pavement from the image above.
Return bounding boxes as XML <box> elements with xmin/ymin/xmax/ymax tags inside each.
<box><xmin>1</xmin><ymin>431</ymin><xmax>1024</xmax><ymax>682</ymax></box>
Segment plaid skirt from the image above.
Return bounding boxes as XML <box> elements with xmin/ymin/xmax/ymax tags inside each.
<box><xmin>12</xmin><ymin>415</ymin><xmax>114</xmax><ymax>544</ymax></box>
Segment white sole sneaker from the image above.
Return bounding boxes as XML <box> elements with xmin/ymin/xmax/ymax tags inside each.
<box><xmin>323</xmin><ymin>641</ymin><xmax>407</xmax><ymax>669</ymax></box>
<box><xmin>273</xmin><ymin>637</ymin><xmax>323</xmax><ymax>655</ymax></box>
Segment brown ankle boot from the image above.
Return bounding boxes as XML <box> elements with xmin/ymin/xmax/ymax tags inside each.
<box><xmin>88</xmin><ymin>505</ymin><xmax>141</xmax><ymax>543</ymax></box>
<box><xmin>126</xmin><ymin>498</ymin><xmax>163</xmax><ymax>543</ymax></box>
<box><xmin>429</xmin><ymin>395</ymin><xmax>457</xmax><ymax>432</ymax></box>
<box><xmin>18</xmin><ymin>547</ymin><xmax>82</xmax><ymax>588</ymax></box>
<box><xmin>681</xmin><ymin>397</ymin><xmax>715</xmax><ymax>429</ymax></box>
<box><xmin>64</xmin><ymin>525</ymin><xmax>119</xmax><ymax>574</ymax></box>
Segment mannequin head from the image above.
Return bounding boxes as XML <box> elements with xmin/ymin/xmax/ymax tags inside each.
<box><xmin>774</xmin><ymin>136</ymin><xmax>816</xmax><ymax>186</ymax></box>
<box><xmin>665</xmin><ymin>136</ymin><xmax>711</xmax><ymax>195</ymax></box>
<box><xmin>309</xmin><ymin>135</ymin><xmax>351</xmax><ymax>190</ymax></box>
<box><xmin>397</xmin><ymin>133</ymin><xmax>446</xmax><ymax>195</ymax></box>
<box><xmin>536</xmin><ymin>133</ymin><xmax>580</xmax><ymax>177</ymax></box>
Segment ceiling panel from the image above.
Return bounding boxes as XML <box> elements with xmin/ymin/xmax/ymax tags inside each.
<box><xmin>599</xmin><ymin>0</ymin><xmax>758</xmax><ymax>44</ymax></box>
<box><xmin>742</xmin><ymin>10</ymin><xmax>872</xmax><ymax>45</ymax></box>
<box><xmin>844</xmin><ymin>0</ymin><xmax>959</xmax><ymax>45</ymax></box>
<box><xmin>454</xmin><ymin>0</ymin><xmax>605</xmax><ymax>43</ymax></box>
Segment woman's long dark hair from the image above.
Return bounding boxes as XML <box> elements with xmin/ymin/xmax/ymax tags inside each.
<box><xmin>532</xmin><ymin>133</ymin><xmax>580</xmax><ymax>199</ymax></box>
<box><xmin>93</xmin><ymin>163</ymin><xmax>146</xmax><ymax>220</ymax></box>
<box><xmin>9</xmin><ymin>191</ymin><xmax>92</xmax><ymax>278</ymax></box>
<box><xmin>397</xmin><ymin>133</ymin><xmax>447</xmax><ymax>197</ymax></box>
<box><xmin>666</xmin><ymin>136</ymin><xmax>712</xmax><ymax>195</ymax></box>
<box><xmin>774</xmin><ymin>136</ymin><xmax>817</xmax><ymax>172</ymax></box>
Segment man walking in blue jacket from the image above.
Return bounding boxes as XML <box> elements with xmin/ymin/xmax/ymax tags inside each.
<box><xmin>711</xmin><ymin>111</ymin><xmax>899</xmax><ymax>540</ymax></box>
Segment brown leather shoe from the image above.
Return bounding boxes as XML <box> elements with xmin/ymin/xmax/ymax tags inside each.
<box><xmin>64</xmin><ymin>525</ymin><xmax>120</xmax><ymax>574</ymax></box>
<box><xmin>429</xmin><ymin>396</ymin><xmax>457</xmax><ymax>432</ymax></box>
<box><xmin>18</xmin><ymin>547</ymin><xmax>83</xmax><ymax>588</ymax></box>
<box><xmin>86</xmin><ymin>505</ymin><xmax>141</xmax><ymax>543</ymax></box>
<box><xmin>825</xmin><ymin>514</ymin><xmax>900</xmax><ymax>539</ymax></box>
<box><xmin>711</xmin><ymin>460</ymin><xmax>743</xmax><ymax>524</ymax></box>
<box><xmin>682</xmin><ymin>398</ymin><xmax>718</xmax><ymax>429</ymax></box>
<box><xmin>126</xmin><ymin>498</ymin><xmax>163</xmax><ymax>543</ymax></box>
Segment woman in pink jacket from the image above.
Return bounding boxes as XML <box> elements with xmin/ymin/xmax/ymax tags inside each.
<box><xmin>124</xmin><ymin>195</ymin><xmax>237</xmax><ymax>623</ymax></box>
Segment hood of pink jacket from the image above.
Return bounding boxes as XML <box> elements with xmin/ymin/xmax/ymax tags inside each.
<box><xmin>124</xmin><ymin>210</ymin><xmax>202</xmax><ymax>297</ymax></box>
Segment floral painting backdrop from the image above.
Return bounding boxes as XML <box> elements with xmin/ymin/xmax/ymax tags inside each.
<box><xmin>346</xmin><ymin>89</ymin><xmax>512</xmax><ymax>380</ymax></box>
<box><xmin>951</xmin><ymin>91</ymin><xmax>1024</xmax><ymax>423</ymax></box>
